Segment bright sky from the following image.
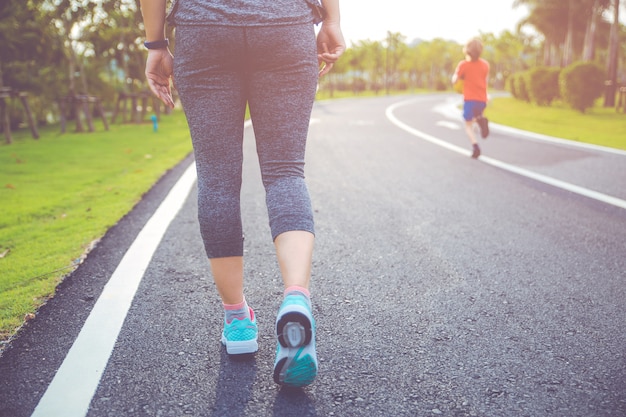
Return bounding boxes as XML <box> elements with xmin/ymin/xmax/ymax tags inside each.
<box><xmin>338</xmin><ymin>0</ymin><xmax>530</xmax><ymax>45</ymax></box>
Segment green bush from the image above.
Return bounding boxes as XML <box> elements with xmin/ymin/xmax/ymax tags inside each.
<box><xmin>435</xmin><ymin>78</ymin><xmax>447</xmax><ymax>91</ymax></box>
<box><xmin>506</xmin><ymin>75</ymin><xmax>517</xmax><ymax>99</ymax></box>
<box><xmin>528</xmin><ymin>67</ymin><xmax>561</xmax><ymax>106</ymax></box>
<box><xmin>559</xmin><ymin>62</ymin><xmax>605</xmax><ymax>113</ymax></box>
<box><xmin>514</xmin><ymin>72</ymin><xmax>531</xmax><ymax>103</ymax></box>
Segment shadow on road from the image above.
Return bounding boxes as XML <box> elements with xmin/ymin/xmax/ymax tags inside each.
<box><xmin>212</xmin><ymin>350</ymin><xmax>257</xmax><ymax>417</ymax></box>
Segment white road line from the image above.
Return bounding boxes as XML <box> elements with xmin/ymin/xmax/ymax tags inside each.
<box><xmin>31</xmin><ymin>162</ymin><xmax>198</xmax><ymax>417</ymax></box>
<box><xmin>436</xmin><ymin>120</ymin><xmax>461</xmax><ymax>130</ymax></box>
<box><xmin>492</xmin><ymin>124</ymin><xmax>626</xmax><ymax>156</ymax></box>
<box><xmin>433</xmin><ymin>96</ymin><xmax>626</xmax><ymax>156</ymax></box>
<box><xmin>386</xmin><ymin>99</ymin><xmax>626</xmax><ymax>211</ymax></box>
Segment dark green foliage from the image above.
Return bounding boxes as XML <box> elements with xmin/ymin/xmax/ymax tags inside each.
<box><xmin>559</xmin><ymin>62</ymin><xmax>605</xmax><ymax>113</ymax></box>
<box><xmin>506</xmin><ymin>75</ymin><xmax>517</xmax><ymax>99</ymax></box>
<box><xmin>514</xmin><ymin>72</ymin><xmax>531</xmax><ymax>103</ymax></box>
<box><xmin>527</xmin><ymin>67</ymin><xmax>561</xmax><ymax>106</ymax></box>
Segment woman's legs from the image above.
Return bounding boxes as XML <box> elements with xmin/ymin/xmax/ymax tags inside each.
<box><xmin>245</xmin><ymin>24</ymin><xmax>318</xmax><ymax>291</ymax></box>
<box><xmin>209</xmin><ymin>256</ymin><xmax>244</xmax><ymax>305</ymax></box>
<box><xmin>174</xmin><ymin>26</ymin><xmax>249</xmax><ymax>312</ymax></box>
<box><xmin>243</xmin><ymin>24</ymin><xmax>320</xmax><ymax>386</ymax></box>
<box><xmin>176</xmin><ymin>24</ymin><xmax>318</xmax><ymax>293</ymax></box>
<box><xmin>175</xmin><ymin>24</ymin><xmax>319</xmax><ymax>369</ymax></box>
<box><xmin>274</xmin><ymin>231</ymin><xmax>314</xmax><ymax>290</ymax></box>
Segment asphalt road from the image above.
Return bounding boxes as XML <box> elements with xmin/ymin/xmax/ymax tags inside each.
<box><xmin>1</xmin><ymin>94</ymin><xmax>625</xmax><ymax>417</ymax></box>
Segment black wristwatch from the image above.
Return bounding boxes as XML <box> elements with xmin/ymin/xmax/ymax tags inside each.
<box><xmin>144</xmin><ymin>39</ymin><xmax>170</xmax><ymax>50</ymax></box>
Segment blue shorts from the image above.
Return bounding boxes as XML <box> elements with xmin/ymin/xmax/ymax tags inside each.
<box><xmin>463</xmin><ymin>100</ymin><xmax>486</xmax><ymax>121</ymax></box>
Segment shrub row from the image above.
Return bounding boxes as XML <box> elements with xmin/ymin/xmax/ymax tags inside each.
<box><xmin>506</xmin><ymin>62</ymin><xmax>605</xmax><ymax>113</ymax></box>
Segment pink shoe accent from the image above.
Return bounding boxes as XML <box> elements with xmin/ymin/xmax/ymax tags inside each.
<box><xmin>284</xmin><ymin>286</ymin><xmax>310</xmax><ymax>298</ymax></box>
<box><xmin>223</xmin><ymin>298</ymin><xmax>246</xmax><ymax>310</ymax></box>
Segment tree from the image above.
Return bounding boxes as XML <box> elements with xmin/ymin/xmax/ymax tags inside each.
<box><xmin>0</xmin><ymin>0</ymin><xmax>64</xmax><ymax>131</ymax></box>
<box><xmin>83</xmin><ymin>0</ymin><xmax>148</xmax><ymax>95</ymax></box>
<box><xmin>384</xmin><ymin>32</ymin><xmax>407</xmax><ymax>93</ymax></box>
<box><xmin>481</xmin><ymin>31</ymin><xmax>530</xmax><ymax>89</ymax></box>
<box><xmin>515</xmin><ymin>0</ymin><xmax>609</xmax><ymax>66</ymax></box>
<box><xmin>604</xmin><ymin>0</ymin><xmax>621</xmax><ymax>106</ymax></box>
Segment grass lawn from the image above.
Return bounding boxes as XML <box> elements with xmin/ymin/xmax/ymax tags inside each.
<box><xmin>487</xmin><ymin>96</ymin><xmax>626</xmax><ymax>151</ymax></box>
<box><xmin>1</xmin><ymin>91</ymin><xmax>624</xmax><ymax>346</ymax></box>
<box><xmin>0</xmin><ymin>111</ymin><xmax>193</xmax><ymax>342</ymax></box>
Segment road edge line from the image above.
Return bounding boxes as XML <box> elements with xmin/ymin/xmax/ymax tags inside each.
<box><xmin>31</xmin><ymin>162</ymin><xmax>198</xmax><ymax>417</ymax></box>
<box><xmin>386</xmin><ymin>99</ymin><xmax>626</xmax><ymax>211</ymax></box>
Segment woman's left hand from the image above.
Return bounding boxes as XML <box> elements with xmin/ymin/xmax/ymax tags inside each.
<box><xmin>317</xmin><ymin>22</ymin><xmax>345</xmax><ymax>76</ymax></box>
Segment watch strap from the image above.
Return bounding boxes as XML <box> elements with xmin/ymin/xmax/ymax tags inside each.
<box><xmin>144</xmin><ymin>39</ymin><xmax>170</xmax><ymax>50</ymax></box>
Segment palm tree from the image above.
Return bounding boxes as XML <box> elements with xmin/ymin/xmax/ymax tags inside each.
<box><xmin>604</xmin><ymin>0</ymin><xmax>621</xmax><ymax>106</ymax></box>
<box><xmin>514</xmin><ymin>0</ymin><xmax>610</xmax><ymax>66</ymax></box>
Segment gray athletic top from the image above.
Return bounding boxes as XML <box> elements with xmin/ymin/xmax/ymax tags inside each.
<box><xmin>167</xmin><ymin>0</ymin><xmax>324</xmax><ymax>27</ymax></box>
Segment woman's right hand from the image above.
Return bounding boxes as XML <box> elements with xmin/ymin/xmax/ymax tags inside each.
<box><xmin>145</xmin><ymin>49</ymin><xmax>175</xmax><ymax>109</ymax></box>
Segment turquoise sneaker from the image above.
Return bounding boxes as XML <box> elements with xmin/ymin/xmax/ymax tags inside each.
<box><xmin>221</xmin><ymin>307</ymin><xmax>258</xmax><ymax>355</ymax></box>
<box><xmin>273</xmin><ymin>295</ymin><xmax>318</xmax><ymax>387</ymax></box>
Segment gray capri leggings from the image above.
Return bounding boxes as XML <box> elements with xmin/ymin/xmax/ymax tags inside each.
<box><xmin>173</xmin><ymin>23</ymin><xmax>318</xmax><ymax>258</ymax></box>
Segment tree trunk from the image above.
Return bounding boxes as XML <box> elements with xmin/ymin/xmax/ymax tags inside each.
<box><xmin>65</xmin><ymin>26</ymin><xmax>84</xmax><ymax>133</ymax></box>
<box><xmin>0</xmin><ymin>68</ymin><xmax>10</xmax><ymax>144</ymax></box>
<box><xmin>562</xmin><ymin>0</ymin><xmax>575</xmax><ymax>67</ymax></box>
<box><xmin>604</xmin><ymin>0</ymin><xmax>620</xmax><ymax>106</ymax></box>
<box><xmin>582</xmin><ymin>0</ymin><xmax>600</xmax><ymax>61</ymax></box>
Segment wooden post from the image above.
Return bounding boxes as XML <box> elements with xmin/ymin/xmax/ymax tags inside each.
<box><xmin>59</xmin><ymin>97</ymin><xmax>67</xmax><ymax>133</ymax></box>
<box><xmin>18</xmin><ymin>93</ymin><xmax>39</xmax><ymax>139</ymax></box>
<box><xmin>94</xmin><ymin>97</ymin><xmax>109</xmax><ymax>130</ymax></box>
<box><xmin>153</xmin><ymin>96</ymin><xmax>161</xmax><ymax>121</ymax></box>
<box><xmin>0</xmin><ymin>95</ymin><xmax>12</xmax><ymax>144</ymax></box>
<box><xmin>140</xmin><ymin>94</ymin><xmax>148</xmax><ymax>122</ymax></box>
<box><xmin>81</xmin><ymin>96</ymin><xmax>95</xmax><ymax>132</ymax></box>
<box><xmin>73</xmin><ymin>96</ymin><xmax>84</xmax><ymax>133</ymax></box>
<box><xmin>111</xmin><ymin>95</ymin><xmax>120</xmax><ymax>124</ymax></box>
<box><xmin>130</xmin><ymin>94</ymin><xmax>138</xmax><ymax>123</ymax></box>
<box><xmin>618</xmin><ymin>86</ymin><xmax>626</xmax><ymax>114</ymax></box>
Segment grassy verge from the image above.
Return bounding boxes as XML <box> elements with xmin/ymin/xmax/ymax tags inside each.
<box><xmin>487</xmin><ymin>96</ymin><xmax>626</xmax><ymax>151</ymax></box>
<box><xmin>0</xmin><ymin>111</ymin><xmax>192</xmax><ymax>342</ymax></box>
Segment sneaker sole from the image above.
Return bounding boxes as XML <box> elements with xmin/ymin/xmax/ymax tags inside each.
<box><xmin>274</xmin><ymin>305</ymin><xmax>317</xmax><ymax>386</ymax></box>
<box><xmin>221</xmin><ymin>334</ymin><xmax>258</xmax><ymax>355</ymax></box>
<box><xmin>273</xmin><ymin>349</ymin><xmax>317</xmax><ymax>387</ymax></box>
<box><xmin>276</xmin><ymin>309</ymin><xmax>312</xmax><ymax>348</ymax></box>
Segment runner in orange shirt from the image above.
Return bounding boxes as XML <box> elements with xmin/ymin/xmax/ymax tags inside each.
<box><xmin>452</xmin><ymin>38</ymin><xmax>490</xmax><ymax>158</ymax></box>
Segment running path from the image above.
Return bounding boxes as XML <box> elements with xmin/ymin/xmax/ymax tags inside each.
<box><xmin>1</xmin><ymin>94</ymin><xmax>625</xmax><ymax>417</ymax></box>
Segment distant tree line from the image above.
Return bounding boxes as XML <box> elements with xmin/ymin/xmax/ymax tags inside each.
<box><xmin>0</xmin><ymin>0</ymin><xmax>624</xmax><ymax>133</ymax></box>
<box><xmin>0</xmin><ymin>0</ymin><xmax>153</xmax><ymax>131</ymax></box>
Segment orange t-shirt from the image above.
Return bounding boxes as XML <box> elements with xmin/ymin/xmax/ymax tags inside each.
<box><xmin>455</xmin><ymin>58</ymin><xmax>489</xmax><ymax>102</ymax></box>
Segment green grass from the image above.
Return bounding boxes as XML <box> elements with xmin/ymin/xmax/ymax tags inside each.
<box><xmin>487</xmin><ymin>96</ymin><xmax>626</xmax><ymax>151</ymax></box>
<box><xmin>0</xmin><ymin>112</ymin><xmax>193</xmax><ymax>341</ymax></box>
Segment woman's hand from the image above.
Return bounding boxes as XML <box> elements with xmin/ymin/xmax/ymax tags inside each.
<box><xmin>317</xmin><ymin>21</ymin><xmax>345</xmax><ymax>76</ymax></box>
<box><xmin>145</xmin><ymin>49</ymin><xmax>175</xmax><ymax>108</ymax></box>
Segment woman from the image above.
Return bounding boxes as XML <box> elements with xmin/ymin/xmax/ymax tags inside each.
<box><xmin>139</xmin><ymin>0</ymin><xmax>345</xmax><ymax>387</ymax></box>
